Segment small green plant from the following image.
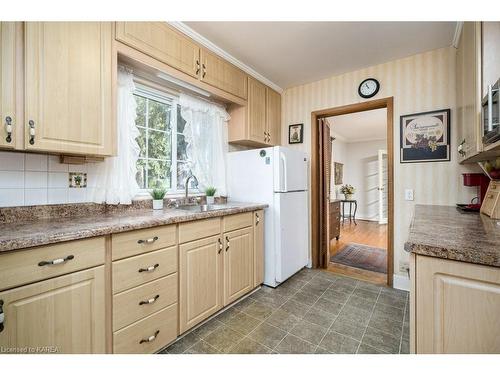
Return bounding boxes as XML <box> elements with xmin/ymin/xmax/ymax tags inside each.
<box><xmin>149</xmin><ymin>186</ymin><xmax>167</xmax><ymax>200</ymax></box>
<box><xmin>205</xmin><ymin>186</ymin><xmax>217</xmax><ymax>197</ymax></box>
<box><xmin>340</xmin><ymin>184</ymin><xmax>355</xmax><ymax>195</ymax></box>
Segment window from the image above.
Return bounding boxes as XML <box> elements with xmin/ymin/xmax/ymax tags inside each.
<box><xmin>134</xmin><ymin>85</ymin><xmax>194</xmax><ymax>192</ymax></box>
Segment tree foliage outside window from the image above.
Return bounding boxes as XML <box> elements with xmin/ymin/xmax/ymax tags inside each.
<box><xmin>134</xmin><ymin>86</ymin><xmax>193</xmax><ymax>192</ymax></box>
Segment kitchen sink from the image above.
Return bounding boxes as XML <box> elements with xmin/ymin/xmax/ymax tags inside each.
<box><xmin>177</xmin><ymin>204</ymin><xmax>228</xmax><ymax>212</ymax></box>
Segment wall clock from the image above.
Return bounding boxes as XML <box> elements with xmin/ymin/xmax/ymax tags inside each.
<box><xmin>358</xmin><ymin>78</ymin><xmax>380</xmax><ymax>98</ymax></box>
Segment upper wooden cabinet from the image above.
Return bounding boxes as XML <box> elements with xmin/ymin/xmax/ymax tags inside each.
<box><xmin>116</xmin><ymin>22</ymin><xmax>200</xmax><ymax>79</ymax></box>
<box><xmin>200</xmin><ymin>49</ymin><xmax>247</xmax><ymax>99</ymax></box>
<box><xmin>456</xmin><ymin>22</ymin><xmax>482</xmax><ymax>161</ymax></box>
<box><xmin>266</xmin><ymin>87</ymin><xmax>281</xmax><ymax>146</ymax></box>
<box><xmin>247</xmin><ymin>76</ymin><xmax>267</xmax><ymax>144</ymax></box>
<box><xmin>481</xmin><ymin>22</ymin><xmax>500</xmax><ymax>97</ymax></box>
<box><xmin>0</xmin><ymin>22</ymin><xmax>16</xmax><ymax>149</ymax></box>
<box><xmin>24</xmin><ymin>22</ymin><xmax>114</xmax><ymax>156</ymax></box>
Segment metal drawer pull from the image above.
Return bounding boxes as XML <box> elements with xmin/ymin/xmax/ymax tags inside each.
<box><xmin>139</xmin><ymin>294</ymin><xmax>160</xmax><ymax>305</ymax></box>
<box><xmin>138</xmin><ymin>263</ymin><xmax>159</xmax><ymax>273</ymax></box>
<box><xmin>5</xmin><ymin>116</ymin><xmax>12</xmax><ymax>143</ymax></box>
<box><xmin>137</xmin><ymin>236</ymin><xmax>158</xmax><ymax>244</ymax></box>
<box><xmin>38</xmin><ymin>255</ymin><xmax>74</xmax><ymax>267</ymax></box>
<box><xmin>139</xmin><ymin>330</ymin><xmax>160</xmax><ymax>344</ymax></box>
<box><xmin>0</xmin><ymin>300</ymin><xmax>4</xmax><ymax>333</ymax></box>
<box><xmin>202</xmin><ymin>63</ymin><xmax>206</xmax><ymax>78</ymax></box>
<box><xmin>256</xmin><ymin>213</ymin><xmax>260</xmax><ymax>225</ymax></box>
<box><xmin>28</xmin><ymin>120</ymin><xmax>35</xmax><ymax>145</ymax></box>
<box><xmin>218</xmin><ymin>237</ymin><xmax>223</xmax><ymax>254</ymax></box>
<box><xmin>195</xmin><ymin>60</ymin><xmax>200</xmax><ymax>75</ymax></box>
<box><xmin>225</xmin><ymin>236</ymin><xmax>230</xmax><ymax>252</ymax></box>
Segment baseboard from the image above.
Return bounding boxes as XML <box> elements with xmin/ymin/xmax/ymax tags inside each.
<box><xmin>393</xmin><ymin>274</ymin><xmax>410</xmax><ymax>291</ymax></box>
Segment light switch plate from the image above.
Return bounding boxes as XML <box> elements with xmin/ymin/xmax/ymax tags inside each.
<box><xmin>405</xmin><ymin>189</ymin><xmax>414</xmax><ymax>201</ymax></box>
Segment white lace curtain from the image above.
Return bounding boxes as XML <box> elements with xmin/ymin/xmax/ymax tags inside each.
<box><xmin>91</xmin><ymin>67</ymin><xmax>140</xmax><ymax>204</ymax></box>
<box><xmin>179</xmin><ymin>93</ymin><xmax>230</xmax><ymax>196</ymax></box>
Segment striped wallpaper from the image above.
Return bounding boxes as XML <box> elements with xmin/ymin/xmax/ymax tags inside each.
<box><xmin>281</xmin><ymin>46</ymin><xmax>481</xmax><ymax>277</ymax></box>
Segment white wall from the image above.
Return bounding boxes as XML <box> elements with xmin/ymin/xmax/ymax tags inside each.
<box><xmin>281</xmin><ymin>46</ymin><xmax>481</xmax><ymax>276</ymax></box>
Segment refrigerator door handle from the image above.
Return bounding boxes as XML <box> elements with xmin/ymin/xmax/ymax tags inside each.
<box><xmin>280</xmin><ymin>152</ymin><xmax>288</xmax><ymax>192</ymax></box>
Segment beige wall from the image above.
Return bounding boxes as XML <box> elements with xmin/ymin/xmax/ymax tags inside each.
<box><xmin>281</xmin><ymin>46</ymin><xmax>480</xmax><ymax>277</ymax></box>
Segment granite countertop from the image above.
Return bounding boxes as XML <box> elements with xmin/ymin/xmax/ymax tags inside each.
<box><xmin>404</xmin><ymin>205</ymin><xmax>500</xmax><ymax>267</ymax></box>
<box><xmin>0</xmin><ymin>202</ymin><xmax>267</xmax><ymax>253</ymax></box>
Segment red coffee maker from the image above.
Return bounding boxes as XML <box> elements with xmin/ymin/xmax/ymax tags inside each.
<box><xmin>457</xmin><ymin>173</ymin><xmax>490</xmax><ymax>212</ymax></box>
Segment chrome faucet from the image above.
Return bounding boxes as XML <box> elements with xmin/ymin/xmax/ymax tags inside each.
<box><xmin>185</xmin><ymin>174</ymin><xmax>199</xmax><ymax>199</ymax></box>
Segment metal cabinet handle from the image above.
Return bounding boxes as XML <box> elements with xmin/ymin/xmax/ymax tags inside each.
<box><xmin>218</xmin><ymin>237</ymin><xmax>223</xmax><ymax>254</ymax></box>
<box><xmin>28</xmin><ymin>120</ymin><xmax>35</xmax><ymax>145</ymax></box>
<box><xmin>138</xmin><ymin>263</ymin><xmax>159</xmax><ymax>273</ymax></box>
<box><xmin>195</xmin><ymin>60</ymin><xmax>200</xmax><ymax>75</ymax></box>
<box><xmin>137</xmin><ymin>236</ymin><xmax>158</xmax><ymax>245</ymax></box>
<box><xmin>139</xmin><ymin>330</ymin><xmax>160</xmax><ymax>344</ymax></box>
<box><xmin>202</xmin><ymin>63</ymin><xmax>206</xmax><ymax>78</ymax></box>
<box><xmin>225</xmin><ymin>236</ymin><xmax>230</xmax><ymax>252</ymax></box>
<box><xmin>5</xmin><ymin>116</ymin><xmax>12</xmax><ymax>143</ymax></box>
<box><xmin>38</xmin><ymin>255</ymin><xmax>74</xmax><ymax>267</ymax></box>
<box><xmin>0</xmin><ymin>300</ymin><xmax>4</xmax><ymax>333</ymax></box>
<box><xmin>139</xmin><ymin>294</ymin><xmax>160</xmax><ymax>306</ymax></box>
<box><xmin>255</xmin><ymin>213</ymin><xmax>260</xmax><ymax>225</ymax></box>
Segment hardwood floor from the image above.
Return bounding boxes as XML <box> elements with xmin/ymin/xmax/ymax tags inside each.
<box><xmin>328</xmin><ymin>220</ymin><xmax>388</xmax><ymax>285</ymax></box>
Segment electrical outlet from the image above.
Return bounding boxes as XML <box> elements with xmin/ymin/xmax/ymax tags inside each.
<box><xmin>404</xmin><ymin>189</ymin><xmax>414</xmax><ymax>201</ymax></box>
<box><xmin>399</xmin><ymin>261</ymin><xmax>410</xmax><ymax>273</ymax></box>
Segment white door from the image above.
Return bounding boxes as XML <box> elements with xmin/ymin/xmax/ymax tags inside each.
<box><xmin>273</xmin><ymin>147</ymin><xmax>308</xmax><ymax>192</ymax></box>
<box><xmin>274</xmin><ymin>191</ymin><xmax>309</xmax><ymax>282</ymax></box>
<box><xmin>378</xmin><ymin>150</ymin><xmax>388</xmax><ymax>224</ymax></box>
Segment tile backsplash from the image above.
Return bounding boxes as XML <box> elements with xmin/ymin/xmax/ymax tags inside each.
<box><xmin>0</xmin><ymin>151</ymin><xmax>97</xmax><ymax>207</ymax></box>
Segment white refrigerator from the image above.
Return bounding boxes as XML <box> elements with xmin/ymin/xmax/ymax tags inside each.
<box><xmin>227</xmin><ymin>146</ymin><xmax>309</xmax><ymax>287</ymax></box>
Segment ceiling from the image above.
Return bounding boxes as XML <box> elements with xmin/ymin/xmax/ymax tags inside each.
<box><xmin>184</xmin><ymin>22</ymin><xmax>457</xmax><ymax>89</ymax></box>
<box><xmin>327</xmin><ymin>108</ymin><xmax>387</xmax><ymax>143</ymax></box>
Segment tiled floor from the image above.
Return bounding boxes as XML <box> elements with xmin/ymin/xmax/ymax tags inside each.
<box><xmin>160</xmin><ymin>268</ymin><xmax>409</xmax><ymax>354</ymax></box>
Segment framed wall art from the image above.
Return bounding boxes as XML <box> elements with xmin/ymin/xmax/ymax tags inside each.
<box><xmin>400</xmin><ymin>108</ymin><xmax>450</xmax><ymax>163</ymax></box>
<box><xmin>334</xmin><ymin>162</ymin><xmax>343</xmax><ymax>185</ymax></box>
<box><xmin>288</xmin><ymin>123</ymin><xmax>304</xmax><ymax>144</ymax></box>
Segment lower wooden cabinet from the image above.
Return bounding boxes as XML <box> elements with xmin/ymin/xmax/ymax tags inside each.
<box><xmin>253</xmin><ymin>210</ymin><xmax>264</xmax><ymax>287</ymax></box>
<box><xmin>224</xmin><ymin>227</ymin><xmax>254</xmax><ymax>305</ymax></box>
<box><xmin>179</xmin><ymin>235</ymin><xmax>223</xmax><ymax>333</ymax></box>
<box><xmin>0</xmin><ymin>266</ymin><xmax>105</xmax><ymax>354</ymax></box>
<box><xmin>411</xmin><ymin>253</ymin><xmax>500</xmax><ymax>353</ymax></box>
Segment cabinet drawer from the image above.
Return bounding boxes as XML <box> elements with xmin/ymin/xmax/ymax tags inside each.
<box><xmin>113</xmin><ymin>304</ymin><xmax>178</xmax><ymax>354</ymax></box>
<box><xmin>113</xmin><ymin>273</ymin><xmax>178</xmax><ymax>331</ymax></box>
<box><xmin>112</xmin><ymin>225</ymin><xmax>176</xmax><ymax>261</ymax></box>
<box><xmin>223</xmin><ymin>212</ymin><xmax>253</xmax><ymax>232</ymax></box>
<box><xmin>178</xmin><ymin>217</ymin><xmax>221</xmax><ymax>244</ymax></box>
<box><xmin>113</xmin><ymin>246</ymin><xmax>177</xmax><ymax>293</ymax></box>
<box><xmin>482</xmin><ymin>191</ymin><xmax>499</xmax><ymax>216</ymax></box>
<box><xmin>0</xmin><ymin>237</ymin><xmax>105</xmax><ymax>291</ymax></box>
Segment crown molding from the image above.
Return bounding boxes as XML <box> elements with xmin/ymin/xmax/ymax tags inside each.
<box><xmin>452</xmin><ymin>21</ymin><xmax>464</xmax><ymax>49</ymax></box>
<box><xmin>168</xmin><ymin>22</ymin><xmax>284</xmax><ymax>94</ymax></box>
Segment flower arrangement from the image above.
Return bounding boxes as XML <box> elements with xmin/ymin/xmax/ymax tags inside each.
<box><xmin>340</xmin><ymin>184</ymin><xmax>355</xmax><ymax>200</ymax></box>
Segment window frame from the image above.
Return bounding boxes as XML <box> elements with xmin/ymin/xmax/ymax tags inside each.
<box><xmin>133</xmin><ymin>82</ymin><xmax>193</xmax><ymax>195</ymax></box>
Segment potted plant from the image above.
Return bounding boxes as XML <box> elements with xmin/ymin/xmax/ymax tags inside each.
<box><xmin>149</xmin><ymin>185</ymin><xmax>167</xmax><ymax>210</ymax></box>
<box><xmin>340</xmin><ymin>184</ymin><xmax>355</xmax><ymax>200</ymax></box>
<box><xmin>205</xmin><ymin>186</ymin><xmax>217</xmax><ymax>205</ymax></box>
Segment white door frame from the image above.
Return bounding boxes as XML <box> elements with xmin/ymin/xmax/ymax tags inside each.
<box><xmin>378</xmin><ymin>149</ymin><xmax>388</xmax><ymax>224</ymax></box>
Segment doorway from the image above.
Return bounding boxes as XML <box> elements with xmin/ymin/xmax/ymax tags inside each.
<box><xmin>310</xmin><ymin>98</ymin><xmax>394</xmax><ymax>286</ymax></box>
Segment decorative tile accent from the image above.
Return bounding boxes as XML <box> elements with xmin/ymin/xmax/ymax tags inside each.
<box><xmin>69</xmin><ymin>172</ymin><xmax>87</xmax><ymax>188</ymax></box>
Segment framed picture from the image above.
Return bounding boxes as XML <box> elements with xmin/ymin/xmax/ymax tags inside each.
<box><xmin>289</xmin><ymin>124</ymin><xmax>304</xmax><ymax>144</ymax></box>
<box><xmin>334</xmin><ymin>162</ymin><xmax>343</xmax><ymax>185</ymax></box>
<box><xmin>400</xmin><ymin>109</ymin><xmax>450</xmax><ymax>163</ymax></box>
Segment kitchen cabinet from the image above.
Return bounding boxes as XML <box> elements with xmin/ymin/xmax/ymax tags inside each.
<box><xmin>253</xmin><ymin>210</ymin><xmax>264</xmax><ymax>287</ymax></box>
<box><xmin>179</xmin><ymin>235</ymin><xmax>223</xmax><ymax>333</ymax></box>
<box><xmin>24</xmin><ymin>22</ymin><xmax>114</xmax><ymax>156</ymax></box>
<box><xmin>223</xmin><ymin>227</ymin><xmax>254</xmax><ymax>305</ymax></box>
<box><xmin>0</xmin><ymin>266</ymin><xmax>105</xmax><ymax>354</ymax></box>
<box><xmin>481</xmin><ymin>22</ymin><xmax>500</xmax><ymax>98</ymax></box>
<box><xmin>247</xmin><ymin>76</ymin><xmax>267</xmax><ymax>144</ymax></box>
<box><xmin>456</xmin><ymin>22</ymin><xmax>482</xmax><ymax>161</ymax></box>
<box><xmin>266</xmin><ymin>87</ymin><xmax>281</xmax><ymax>145</ymax></box>
<box><xmin>115</xmin><ymin>22</ymin><xmax>200</xmax><ymax>79</ymax></box>
<box><xmin>0</xmin><ymin>22</ymin><xmax>16</xmax><ymax>149</ymax></box>
<box><xmin>411</xmin><ymin>253</ymin><xmax>500</xmax><ymax>353</ymax></box>
<box><xmin>201</xmin><ymin>48</ymin><xmax>247</xmax><ymax>99</ymax></box>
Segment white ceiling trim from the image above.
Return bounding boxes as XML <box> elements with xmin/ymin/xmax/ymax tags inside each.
<box><xmin>168</xmin><ymin>21</ymin><xmax>284</xmax><ymax>93</ymax></box>
<box><xmin>452</xmin><ymin>21</ymin><xmax>464</xmax><ymax>48</ymax></box>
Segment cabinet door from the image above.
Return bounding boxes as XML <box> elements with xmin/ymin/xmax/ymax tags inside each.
<box><xmin>179</xmin><ymin>235</ymin><xmax>223</xmax><ymax>333</ymax></box>
<box><xmin>266</xmin><ymin>87</ymin><xmax>281</xmax><ymax>146</ymax></box>
<box><xmin>253</xmin><ymin>210</ymin><xmax>264</xmax><ymax>288</ymax></box>
<box><xmin>25</xmin><ymin>22</ymin><xmax>113</xmax><ymax>156</ymax></box>
<box><xmin>247</xmin><ymin>77</ymin><xmax>267</xmax><ymax>144</ymax></box>
<box><xmin>116</xmin><ymin>22</ymin><xmax>200</xmax><ymax>79</ymax></box>
<box><xmin>0</xmin><ymin>22</ymin><xmax>16</xmax><ymax>149</ymax></box>
<box><xmin>415</xmin><ymin>255</ymin><xmax>500</xmax><ymax>353</ymax></box>
<box><xmin>481</xmin><ymin>22</ymin><xmax>500</xmax><ymax>97</ymax></box>
<box><xmin>0</xmin><ymin>266</ymin><xmax>105</xmax><ymax>354</ymax></box>
<box><xmin>201</xmin><ymin>49</ymin><xmax>247</xmax><ymax>99</ymax></box>
<box><xmin>224</xmin><ymin>227</ymin><xmax>254</xmax><ymax>305</ymax></box>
